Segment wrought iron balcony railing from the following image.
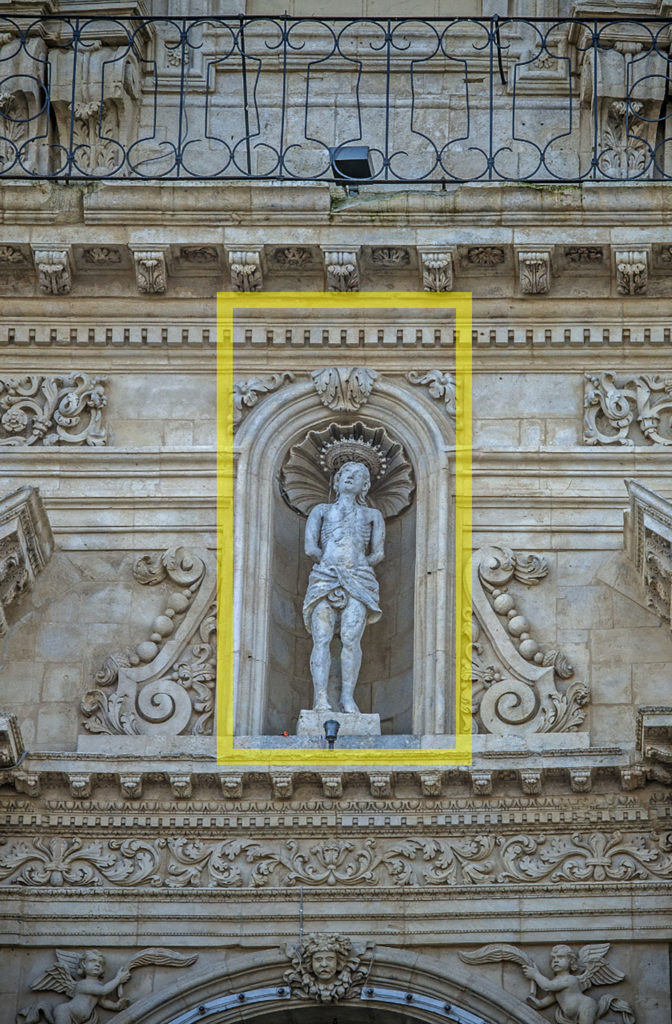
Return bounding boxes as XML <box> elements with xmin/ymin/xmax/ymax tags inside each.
<box><xmin>1</xmin><ymin>14</ymin><xmax>671</xmax><ymax>184</ymax></box>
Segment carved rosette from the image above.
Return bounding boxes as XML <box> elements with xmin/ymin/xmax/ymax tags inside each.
<box><xmin>80</xmin><ymin>546</ymin><xmax>216</xmax><ymax>736</ymax></box>
<box><xmin>584</xmin><ymin>372</ymin><xmax>672</xmax><ymax>446</ymax></box>
<box><xmin>283</xmin><ymin>934</ymin><xmax>372</xmax><ymax>1002</ymax></box>
<box><xmin>0</xmin><ymin>374</ymin><xmax>107</xmax><ymax>447</ymax></box>
<box><xmin>471</xmin><ymin>545</ymin><xmax>589</xmax><ymax>735</ymax></box>
<box><xmin>0</xmin><ymin>486</ymin><xmax>53</xmax><ymax>637</ymax></box>
<box><xmin>281</xmin><ymin>421</ymin><xmax>414</xmax><ymax>519</ymax></box>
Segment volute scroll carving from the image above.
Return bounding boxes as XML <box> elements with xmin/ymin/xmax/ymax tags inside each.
<box><xmin>471</xmin><ymin>546</ymin><xmax>589</xmax><ymax>735</ymax></box>
<box><xmin>80</xmin><ymin>546</ymin><xmax>216</xmax><ymax>736</ymax></box>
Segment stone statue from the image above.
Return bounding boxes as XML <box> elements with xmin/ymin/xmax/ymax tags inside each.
<box><xmin>460</xmin><ymin>942</ymin><xmax>635</xmax><ymax>1024</ymax></box>
<box><xmin>303</xmin><ymin>460</ymin><xmax>385</xmax><ymax>713</ymax></box>
<box><xmin>18</xmin><ymin>947</ymin><xmax>198</xmax><ymax>1024</ymax></box>
<box><xmin>283</xmin><ymin>932</ymin><xmax>372</xmax><ymax>1002</ymax></box>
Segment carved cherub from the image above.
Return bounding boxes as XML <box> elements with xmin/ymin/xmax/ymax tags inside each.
<box><xmin>460</xmin><ymin>942</ymin><xmax>635</xmax><ymax>1024</ymax></box>
<box><xmin>18</xmin><ymin>947</ymin><xmax>198</xmax><ymax>1024</ymax></box>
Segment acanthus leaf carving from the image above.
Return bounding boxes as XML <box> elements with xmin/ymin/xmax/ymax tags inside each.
<box><xmin>133</xmin><ymin>249</ymin><xmax>167</xmax><ymax>294</ymax></box>
<box><xmin>614</xmin><ymin>249</ymin><xmax>648</xmax><ymax>295</ymax></box>
<box><xmin>406</xmin><ymin>370</ymin><xmax>456</xmax><ymax>419</ymax></box>
<box><xmin>32</xmin><ymin>248</ymin><xmax>72</xmax><ymax>295</ymax></box>
<box><xmin>228</xmin><ymin>249</ymin><xmax>263</xmax><ymax>291</ymax></box>
<box><xmin>471</xmin><ymin>545</ymin><xmax>590</xmax><ymax>735</ymax></box>
<box><xmin>80</xmin><ymin>546</ymin><xmax>216</xmax><ymax>737</ymax></box>
<box><xmin>419</xmin><ymin>250</ymin><xmax>453</xmax><ymax>291</ymax></box>
<box><xmin>518</xmin><ymin>250</ymin><xmax>551</xmax><ymax>294</ymax></box>
<box><xmin>599</xmin><ymin>99</ymin><xmax>649</xmax><ymax>178</ymax></box>
<box><xmin>459</xmin><ymin>941</ymin><xmax>636</xmax><ymax>1024</ymax></box>
<box><xmin>283</xmin><ymin>933</ymin><xmax>372</xmax><ymax>1002</ymax></box>
<box><xmin>18</xmin><ymin>946</ymin><xmax>198</xmax><ymax>1024</ymax></box>
<box><xmin>311</xmin><ymin>367</ymin><xmax>378</xmax><ymax>411</ymax></box>
<box><xmin>232</xmin><ymin>372</ymin><xmax>295</xmax><ymax>431</ymax></box>
<box><xmin>0</xmin><ymin>374</ymin><xmax>107</xmax><ymax>447</ymax></box>
<box><xmin>584</xmin><ymin>372</ymin><xmax>672</xmax><ymax>446</ymax></box>
<box><xmin>323</xmin><ymin>250</ymin><xmax>360</xmax><ymax>292</ymax></box>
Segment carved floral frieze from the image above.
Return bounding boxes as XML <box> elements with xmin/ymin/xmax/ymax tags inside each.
<box><xmin>1</xmin><ymin>830</ymin><xmax>670</xmax><ymax>889</ymax></box>
<box><xmin>584</xmin><ymin>372</ymin><xmax>672</xmax><ymax>446</ymax></box>
<box><xmin>0</xmin><ymin>374</ymin><xmax>107</xmax><ymax>447</ymax></box>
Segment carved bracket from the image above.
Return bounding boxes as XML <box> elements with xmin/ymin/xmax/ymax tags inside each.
<box><xmin>323</xmin><ymin>249</ymin><xmax>360</xmax><ymax>292</ymax></box>
<box><xmin>614</xmin><ymin>248</ymin><xmax>648</xmax><ymax>294</ymax></box>
<box><xmin>32</xmin><ymin>247</ymin><xmax>72</xmax><ymax>294</ymax></box>
<box><xmin>471</xmin><ymin>546</ymin><xmax>589</xmax><ymax>735</ymax></box>
<box><xmin>518</xmin><ymin>250</ymin><xmax>551</xmax><ymax>294</ymax></box>
<box><xmin>418</xmin><ymin>249</ymin><xmax>454</xmax><ymax>291</ymax></box>
<box><xmin>80</xmin><ymin>546</ymin><xmax>216</xmax><ymax>736</ymax></box>
<box><xmin>585</xmin><ymin>373</ymin><xmax>672</xmax><ymax>446</ymax></box>
<box><xmin>625</xmin><ymin>480</ymin><xmax>672</xmax><ymax>627</ymax></box>
<box><xmin>0</xmin><ymin>486</ymin><xmax>53</xmax><ymax>638</ymax></box>
<box><xmin>228</xmin><ymin>249</ymin><xmax>263</xmax><ymax>291</ymax></box>
<box><xmin>132</xmin><ymin>248</ymin><xmax>168</xmax><ymax>293</ymax></box>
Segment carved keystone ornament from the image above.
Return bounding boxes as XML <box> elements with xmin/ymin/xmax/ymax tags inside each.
<box><xmin>283</xmin><ymin>933</ymin><xmax>373</xmax><ymax>1002</ymax></box>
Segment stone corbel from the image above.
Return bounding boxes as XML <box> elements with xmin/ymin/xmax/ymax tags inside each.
<box><xmin>130</xmin><ymin>247</ymin><xmax>168</xmax><ymax>294</ymax></box>
<box><xmin>32</xmin><ymin>246</ymin><xmax>72</xmax><ymax>294</ymax></box>
<box><xmin>614</xmin><ymin>248</ymin><xmax>648</xmax><ymax>294</ymax></box>
<box><xmin>418</xmin><ymin>248</ymin><xmax>454</xmax><ymax>291</ymax></box>
<box><xmin>323</xmin><ymin>248</ymin><xmax>360</xmax><ymax>291</ymax></box>
<box><xmin>0</xmin><ymin>486</ymin><xmax>53</xmax><ymax>637</ymax></box>
<box><xmin>228</xmin><ymin>249</ymin><xmax>263</xmax><ymax>291</ymax></box>
<box><xmin>625</xmin><ymin>479</ymin><xmax>672</xmax><ymax>625</ymax></box>
<box><xmin>517</xmin><ymin>249</ymin><xmax>552</xmax><ymax>294</ymax></box>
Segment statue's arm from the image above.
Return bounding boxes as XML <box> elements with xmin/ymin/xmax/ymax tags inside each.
<box><xmin>367</xmin><ymin>509</ymin><xmax>385</xmax><ymax>566</ymax></box>
<box><xmin>305</xmin><ymin>506</ymin><xmax>324</xmax><ymax>561</ymax></box>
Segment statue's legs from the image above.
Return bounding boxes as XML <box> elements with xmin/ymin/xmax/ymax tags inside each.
<box><xmin>310</xmin><ymin>601</ymin><xmax>337</xmax><ymax>711</ymax></box>
<box><xmin>339</xmin><ymin>597</ymin><xmax>367</xmax><ymax>714</ymax></box>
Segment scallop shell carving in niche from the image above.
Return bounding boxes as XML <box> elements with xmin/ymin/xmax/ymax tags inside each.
<box><xmin>280</xmin><ymin>421</ymin><xmax>415</xmax><ymax>518</ymax></box>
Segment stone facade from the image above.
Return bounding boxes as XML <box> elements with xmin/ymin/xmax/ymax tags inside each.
<box><xmin>1</xmin><ymin>2</ymin><xmax>672</xmax><ymax>1024</ymax></box>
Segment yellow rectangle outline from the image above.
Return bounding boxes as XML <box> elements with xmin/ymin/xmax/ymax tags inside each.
<box><xmin>216</xmin><ymin>291</ymin><xmax>472</xmax><ymax>766</ymax></box>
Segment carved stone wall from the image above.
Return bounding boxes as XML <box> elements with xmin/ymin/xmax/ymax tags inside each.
<box><xmin>1</xmin><ymin>2</ymin><xmax>672</xmax><ymax>1023</ymax></box>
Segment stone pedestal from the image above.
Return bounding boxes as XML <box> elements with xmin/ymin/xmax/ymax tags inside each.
<box><xmin>296</xmin><ymin>710</ymin><xmax>381</xmax><ymax>737</ymax></box>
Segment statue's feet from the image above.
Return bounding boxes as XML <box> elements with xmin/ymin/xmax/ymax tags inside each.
<box><xmin>340</xmin><ymin>699</ymin><xmax>360</xmax><ymax>714</ymax></box>
<box><xmin>314</xmin><ymin>698</ymin><xmax>332</xmax><ymax>713</ymax></box>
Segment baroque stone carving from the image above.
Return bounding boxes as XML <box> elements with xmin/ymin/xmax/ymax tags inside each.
<box><xmin>471</xmin><ymin>546</ymin><xmax>589</xmax><ymax>735</ymax></box>
<box><xmin>303</xmin><ymin>461</ymin><xmax>385</xmax><ymax>714</ymax></box>
<box><xmin>232</xmin><ymin>373</ymin><xmax>295</xmax><ymax>431</ymax></box>
<box><xmin>614</xmin><ymin>249</ymin><xmax>648</xmax><ymax>295</ymax></box>
<box><xmin>82</xmin><ymin>246</ymin><xmax>121</xmax><ymax>265</ymax></box>
<box><xmin>406</xmin><ymin>370</ymin><xmax>456</xmax><ymax>418</ymax></box>
<box><xmin>565</xmin><ymin>246</ymin><xmax>603</xmax><ymax>264</ymax></box>
<box><xmin>0</xmin><ymin>713</ymin><xmax>25</xmax><ymax>767</ymax></box>
<box><xmin>80</xmin><ymin>546</ymin><xmax>216</xmax><ymax>736</ymax></box>
<box><xmin>271</xmin><ymin>246</ymin><xmax>313</xmax><ymax>268</ymax></box>
<box><xmin>324</xmin><ymin>250</ymin><xmax>360</xmax><ymax>291</ymax></box>
<box><xmin>179</xmin><ymin>246</ymin><xmax>218</xmax><ymax>264</ymax></box>
<box><xmin>625</xmin><ymin>481</ymin><xmax>672</xmax><ymax>626</ymax></box>
<box><xmin>460</xmin><ymin>943</ymin><xmax>635</xmax><ymax>1023</ymax></box>
<box><xmin>2</xmin><ymin>831</ymin><xmax>671</xmax><ymax>890</ymax></box>
<box><xmin>133</xmin><ymin>250</ymin><xmax>167</xmax><ymax>293</ymax></box>
<box><xmin>0</xmin><ymin>374</ymin><xmax>107</xmax><ymax>447</ymax></box>
<box><xmin>0</xmin><ymin>486</ymin><xmax>53</xmax><ymax>637</ymax></box>
<box><xmin>18</xmin><ymin>947</ymin><xmax>198</xmax><ymax>1024</ymax></box>
<box><xmin>371</xmin><ymin>247</ymin><xmax>410</xmax><ymax>267</ymax></box>
<box><xmin>584</xmin><ymin>372</ymin><xmax>672</xmax><ymax>446</ymax></box>
<box><xmin>466</xmin><ymin>246</ymin><xmax>505</xmax><ymax>266</ymax></box>
<box><xmin>518</xmin><ymin>250</ymin><xmax>551</xmax><ymax>294</ymax></box>
<box><xmin>229</xmin><ymin>250</ymin><xmax>263</xmax><ymax>291</ymax></box>
<box><xmin>419</xmin><ymin>249</ymin><xmax>453</xmax><ymax>291</ymax></box>
<box><xmin>600</xmin><ymin>99</ymin><xmax>648</xmax><ymax>177</ymax></box>
<box><xmin>311</xmin><ymin>367</ymin><xmax>377</xmax><ymax>411</ymax></box>
<box><xmin>0</xmin><ymin>245</ymin><xmax>25</xmax><ymax>264</ymax></box>
<box><xmin>32</xmin><ymin>248</ymin><xmax>72</xmax><ymax>295</ymax></box>
<box><xmin>283</xmin><ymin>934</ymin><xmax>372</xmax><ymax>1002</ymax></box>
<box><xmin>281</xmin><ymin>421</ymin><xmax>414</xmax><ymax>519</ymax></box>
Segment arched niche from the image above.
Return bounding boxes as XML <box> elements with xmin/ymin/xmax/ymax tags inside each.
<box><xmin>110</xmin><ymin>946</ymin><xmax>549</xmax><ymax>1024</ymax></box>
<box><xmin>232</xmin><ymin>376</ymin><xmax>454</xmax><ymax>740</ymax></box>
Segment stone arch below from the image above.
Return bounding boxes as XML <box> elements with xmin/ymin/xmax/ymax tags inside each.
<box><xmin>111</xmin><ymin>947</ymin><xmax>549</xmax><ymax>1024</ymax></box>
<box><xmin>232</xmin><ymin>376</ymin><xmax>456</xmax><ymax>739</ymax></box>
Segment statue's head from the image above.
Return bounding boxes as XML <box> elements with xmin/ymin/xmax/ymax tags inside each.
<box><xmin>333</xmin><ymin>461</ymin><xmax>370</xmax><ymax>504</ymax></box>
<box><xmin>303</xmin><ymin>934</ymin><xmax>351</xmax><ymax>984</ymax></box>
<box><xmin>550</xmin><ymin>945</ymin><xmax>578</xmax><ymax>974</ymax></box>
<box><xmin>81</xmin><ymin>950</ymin><xmax>106</xmax><ymax>978</ymax></box>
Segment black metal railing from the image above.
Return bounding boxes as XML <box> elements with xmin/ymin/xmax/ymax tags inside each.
<box><xmin>0</xmin><ymin>14</ymin><xmax>671</xmax><ymax>183</ymax></box>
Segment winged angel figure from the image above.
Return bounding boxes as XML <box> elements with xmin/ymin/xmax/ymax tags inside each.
<box><xmin>18</xmin><ymin>947</ymin><xmax>198</xmax><ymax>1024</ymax></box>
<box><xmin>459</xmin><ymin>943</ymin><xmax>635</xmax><ymax>1024</ymax></box>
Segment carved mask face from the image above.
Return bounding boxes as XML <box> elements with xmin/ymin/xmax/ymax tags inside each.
<box><xmin>311</xmin><ymin>949</ymin><xmax>339</xmax><ymax>981</ymax></box>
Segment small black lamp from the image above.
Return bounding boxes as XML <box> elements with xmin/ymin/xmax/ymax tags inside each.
<box><xmin>328</xmin><ymin>145</ymin><xmax>374</xmax><ymax>194</ymax></box>
<box><xmin>323</xmin><ymin>719</ymin><xmax>340</xmax><ymax>750</ymax></box>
